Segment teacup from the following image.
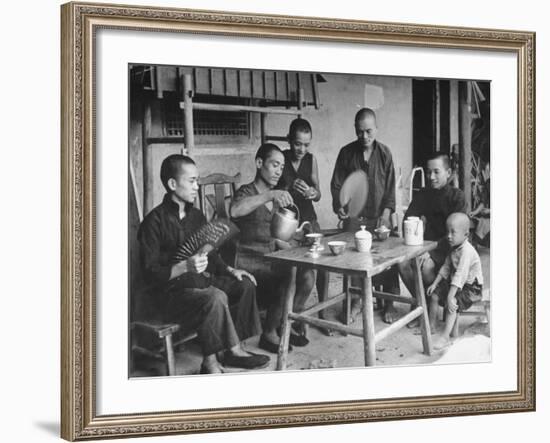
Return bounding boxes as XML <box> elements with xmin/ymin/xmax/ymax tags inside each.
<box><xmin>328</xmin><ymin>241</ymin><xmax>346</xmax><ymax>256</ymax></box>
<box><xmin>305</xmin><ymin>233</ymin><xmax>324</xmax><ymax>251</ymax></box>
<box><xmin>374</xmin><ymin>226</ymin><xmax>390</xmax><ymax>241</ymax></box>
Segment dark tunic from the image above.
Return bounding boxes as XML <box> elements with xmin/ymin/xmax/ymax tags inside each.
<box><xmin>405</xmin><ymin>184</ymin><xmax>467</xmax><ymax>241</ymax></box>
<box><xmin>404</xmin><ymin>183</ymin><xmax>467</xmax><ymax>266</ymax></box>
<box><xmin>278</xmin><ymin>150</ymin><xmax>317</xmax><ymax>224</ymax></box>
<box><xmin>330</xmin><ymin>139</ymin><xmax>396</xmax><ymax>222</ymax></box>
<box><xmin>138</xmin><ymin>194</ymin><xmax>225</xmax><ymax>290</ymax></box>
<box><xmin>330</xmin><ymin>140</ymin><xmax>399</xmax><ymax>293</ymax></box>
<box><xmin>137</xmin><ymin>193</ymin><xmax>261</xmax><ymax>355</ymax></box>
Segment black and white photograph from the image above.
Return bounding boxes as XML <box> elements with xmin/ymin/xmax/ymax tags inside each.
<box><xmin>51</xmin><ymin>1</ymin><xmax>537</xmax><ymax>440</ymax></box>
<box><xmin>128</xmin><ymin>64</ymin><xmax>491</xmax><ymax>377</ymax></box>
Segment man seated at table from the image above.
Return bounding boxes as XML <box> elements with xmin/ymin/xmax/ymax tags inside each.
<box><xmin>230</xmin><ymin>143</ymin><xmax>314</xmax><ymax>353</ymax></box>
<box><xmin>138</xmin><ymin>154</ymin><xmax>270</xmax><ymax>374</ymax></box>
<box><xmin>330</xmin><ymin>107</ymin><xmax>400</xmax><ymax>323</ymax></box>
<box><xmin>397</xmin><ymin>152</ymin><xmax>467</xmax><ymax>328</ymax></box>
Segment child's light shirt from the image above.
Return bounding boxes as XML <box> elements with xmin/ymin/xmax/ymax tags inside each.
<box><xmin>437</xmin><ymin>239</ymin><xmax>483</xmax><ymax>289</ymax></box>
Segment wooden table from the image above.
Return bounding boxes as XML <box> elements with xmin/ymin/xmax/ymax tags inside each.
<box><xmin>265</xmin><ymin>233</ymin><xmax>437</xmax><ymax>369</ymax></box>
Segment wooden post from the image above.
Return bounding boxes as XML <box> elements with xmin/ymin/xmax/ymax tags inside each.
<box><xmin>153</xmin><ymin>66</ymin><xmax>163</xmax><ymax>100</ymax></box>
<box><xmin>260</xmin><ymin>113</ymin><xmax>266</xmax><ymax>145</ymax></box>
<box><xmin>129</xmin><ymin>159</ymin><xmax>143</xmax><ymax>223</ymax></box>
<box><xmin>141</xmin><ymin>104</ymin><xmax>154</xmax><ymax>215</ymax></box>
<box><xmin>311</xmin><ymin>75</ymin><xmax>320</xmax><ymax>110</ymax></box>
<box><xmin>361</xmin><ymin>276</ymin><xmax>376</xmax><ymax>366</ymax></box>
<box><xmin>276</xmin><ymin>266</ymin><xmax>297</xmax><ymax>370</ymax></box>
<box><xmin>164</xmin><ymin>334</ymin><xmax>176</xmax><ymax>376</ymax></box>
<box><xmin>412</xmin><ymin>257</ymin><xmax>432</xmax><ymax>355</ymax></box>
<box><xmin>343</xmin><ymin>274</ymin><xmax>351</xmax><ymax>326</ymax></box>
<box><xmin>298</xmin><ymin>87</ymin><xmax>305</xmax><ymax>110</ymax></box>
<box><xmin>317</xmin><ymin>271</ymin><xmax>332</xmax><ymax>336</ymax></box>
<box><xmin>459</xmin><ymin>81</ymin><xmax>472</xmax><ymax>212</ymax></box>
<box><xmin>183</xmin><ymin>74</ymin><xmax>195</xmax><ymax>157</ymax></box>
<box><xmin>435</xmin><ymin>80</ymin><xmax>441</xmax><ymax>151</ymax></box>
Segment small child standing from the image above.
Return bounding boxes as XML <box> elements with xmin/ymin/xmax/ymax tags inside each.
<box><xmin>427</xmin><ymin>212</ymin><xmax>484</xmax><ymax>350</ymax></box>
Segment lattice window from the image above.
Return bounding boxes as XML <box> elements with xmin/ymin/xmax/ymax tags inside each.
<box><xmin>165</xmin><ymin>110</ymin><xmax>249</xmax><ymax>137</ymax></box>
<box><xmin>164</xmin><ymin>94</ymin><xmax>250</xmax><ymax>139</ymax></box>
<box><xmin>193</xmin><ymin>110</ymin><xmax>248</xmax><ymax>136</ymax></box>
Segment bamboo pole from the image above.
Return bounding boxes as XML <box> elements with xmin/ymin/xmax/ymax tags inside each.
<box><xmin>412</xmin><ymin>256</ymin><xmax>433</xmax><ymax>355</ymax></box>
<box><xmin>180</xmin><ymin>101</ymin><xmax>302</xmax><ymax>115</ymax></box>
<box><xmin>260</xmin><ymin>113</ymin><xmax>266</xmax><ymax>145</ymax></box>
<box><xmin>374</xmin><ymin>307</ymin><xmax>423</xmax><ymax>344</ymax></box>
<box><xmin>183</xmin><ymin>74</ymin><xmax>195</xmax><ymax>157</ymax></box>
<box><xmin>288</xmin><ymin>312</ymin><xmax>363</xmax><ymax>337</ymax></box>
<box><xmin>435</xmin><ymin>80</ymin><xmax>441</xmax><ymax>151</ymax></box>
<box><xmin>459</xmin><ymin>81</ymin><xmax>472</xmax><ymax>212</ymax></box>
<box><xmin>299</xmin><ymin>291</ymin><xmax>347</xmax><ymax>317</ymax></box>
<box><xmin>141</xmin><ymin>103</ymin><xmax>154</xmax><ymax>215</ymax></box>
<box><xmin>362</xmin><ymin>277</ymin><xmax>376</xmax><ymax>366</ymax></box>
<box><xmin>276</xmin><ymin>266</ymin><xmax>297</xmax><ymax>371</ymax></box>
<box><xmin>372</xmin><ymin>290</ymin><xmax>417</xmax><ymax>305</ymax></box>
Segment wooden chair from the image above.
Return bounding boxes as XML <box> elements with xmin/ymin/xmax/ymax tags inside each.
<box><xmin>198</xmin><ymin>172</ymin><xmax>241</xmax><ymax>266</ymax></box>
<box><xmin>198</xmin><ymin>172</ymin><xmax>241</xmax><ymax>221</ymax></box>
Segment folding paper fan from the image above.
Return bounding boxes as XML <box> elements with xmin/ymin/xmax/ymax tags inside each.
<box><xmin>172</xmin><ymin>218</ymin><xmax>240</xmax><ymax>262</ymax></box>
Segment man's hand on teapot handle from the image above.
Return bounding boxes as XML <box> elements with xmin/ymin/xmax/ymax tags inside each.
<box><xmin>274</xmin><ymin>238</ymin><xmax>293</xmax><ymax>250</ymax></box>
<box><xmin>271</xmin><ymin>190</ymin><xmax>294</xmax><ymax>208</ymax></box>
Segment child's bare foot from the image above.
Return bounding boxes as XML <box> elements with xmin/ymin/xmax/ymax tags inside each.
<box><xmin>382</xmin><ymin>305</ymin><xmax>397</xmax><ymax>324</ymax></box>
<box><xmin>433</xmin><ymin>336</ymin><xmax>452</xmax><ymax>351</ymax></box>
<box><xmin>412</xmin><ymin>325</ymin><xmax>437</xmax><ymax>336</ymax></box>
<box><xmin>200</xmin><ymin>360</ymin><xmax>225</xmax><ymax>374</ymax></box>
<box><xmin>341</xmin><ymin>299</ymin><xmax>362</xmax><ymax>324</ymax></box>
<box><xmin>406</xmin><ymin>318</ymin><xmax>421</xmax><ymax>329</ymax></box>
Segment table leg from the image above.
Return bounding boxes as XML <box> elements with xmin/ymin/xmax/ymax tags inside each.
<box><xmin>361</xmin><ymin>277</ymin><xmax>376</xmax><ymax>366</ymax></box>
<box><xmin>164</xmin><ymin>334</ymin><xmax>176</xmax><ymax>376</ymax></box>
<box><xmin>317</xmin><ymin>271</ymin><xmax>329</xmax><ymax>313</ymax></box>
<box><xmin>317</xmin><ymin>270</ymin><xmax>333</xmax><ymax>336</ymax></box>
<box><xmin>277</xmin><ymin>265</ymin><xmax>297</xmax><ymax>370</ymax></box>
<box><xmin>343</xmin><ymin>275</ymin><xmax>351</xmax><ymax>326</ymax></box>
<box><xmin>412</xmin><ymin>257</ymin><xmax>433</xmax><ymax>355</ymax></box>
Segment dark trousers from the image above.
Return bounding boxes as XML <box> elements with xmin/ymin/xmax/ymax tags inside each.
<box><xmin>162</xmin><ymin>275</ymin><xmax>261</xmax><ymax>356</ymax></box>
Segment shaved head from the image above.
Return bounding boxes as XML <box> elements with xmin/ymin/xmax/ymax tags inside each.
<box><xmin>446</xmin><ymin>212</ymin><xmax>470</xmax><ymax>233</ymax></box>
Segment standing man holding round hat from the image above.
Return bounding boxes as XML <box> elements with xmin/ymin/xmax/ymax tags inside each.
<box><xmin>330</xmin><ymin>107</ymin><xmax>399</xmax><ymax>324</ymax></box>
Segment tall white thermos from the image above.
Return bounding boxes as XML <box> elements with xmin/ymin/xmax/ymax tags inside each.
<box><xmin>403</xmin><ymin>216</ymin><xmax>424</xmax><ymax>246</ymax></box>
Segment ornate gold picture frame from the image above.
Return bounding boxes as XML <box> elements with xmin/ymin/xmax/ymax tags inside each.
<box><xmin>61</xmin><ymin>1</ymin><xmax>535</xmax><ymax>440</ymax></box>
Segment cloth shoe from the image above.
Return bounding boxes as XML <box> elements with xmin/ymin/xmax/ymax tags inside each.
<box><xmin>276</xmin><ymin>326</ymin><xmax>309</xmax><ymax>347</ymax></box>
<box><xmin>258</xmin><ymin>334</ymin><xmax>293</xmax><ymax>354</ymax></box>
<box><xmin>223</xmin><ymin>351</ymin><xmax>270</xmax><ymax>369</ymax></box>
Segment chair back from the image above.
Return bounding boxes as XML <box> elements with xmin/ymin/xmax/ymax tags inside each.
<box><xmin>198</xmin><ymin>172</ymin><xmax>241</xmax><ymax>220</ymax></box>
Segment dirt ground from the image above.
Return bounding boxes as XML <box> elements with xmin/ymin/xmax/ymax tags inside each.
<box><xmin>132</xmin><ymin>245</ymin><xmax>490</xmax><ymax>377</ymax></box>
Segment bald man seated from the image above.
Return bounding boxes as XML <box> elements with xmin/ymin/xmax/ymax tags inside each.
<box><xmin>425</xmin><ymin>213</ymin><xmax>484</xmax><ymax>350</ymax></box>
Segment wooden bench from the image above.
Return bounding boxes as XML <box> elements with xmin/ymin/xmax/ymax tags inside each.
<box><xmin>451</xmin><ymin>289</ymin><xmax>491</xmax><ymax>337</ymax></box>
